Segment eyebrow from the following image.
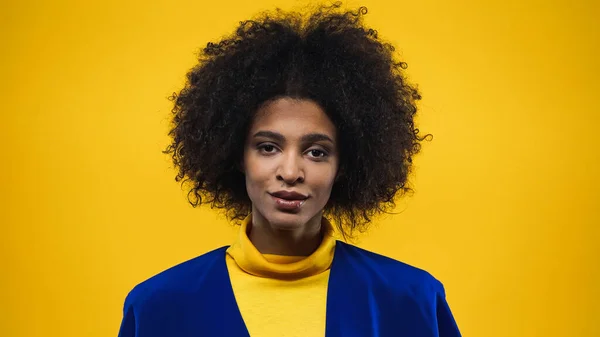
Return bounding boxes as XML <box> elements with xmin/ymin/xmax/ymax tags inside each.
<box><xmin>252</xmin><ymin>130</ymin><xmax>334</xmax><ymax>144</ymax></box>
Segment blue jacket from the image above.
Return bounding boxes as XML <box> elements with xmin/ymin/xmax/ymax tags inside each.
<box><xmin>118</xmin><ymin>241</ymin><xmax>462</xmax><ymax>337</ymax></box>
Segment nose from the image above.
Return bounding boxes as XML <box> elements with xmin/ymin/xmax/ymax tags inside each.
<box><xmin>276</xmin><ymin>151</ymin><xmax>304</xmax><ymax>185</ymax></box>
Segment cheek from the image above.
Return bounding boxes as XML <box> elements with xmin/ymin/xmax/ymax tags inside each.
<box><xmin>314</xmin><ymin>166</ymin><xmax>338</xmax><ymax>192</ymax></box>
<box><xmin>243</xmin><ymin>155</ymin><xmax>269</xmax><ymax>192</ymax></box>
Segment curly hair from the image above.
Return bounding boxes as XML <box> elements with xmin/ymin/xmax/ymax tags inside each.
<box><xmin>164</xmin><ymin>2</ymin><xmax>431</xmax><ymax>238</ymax></box>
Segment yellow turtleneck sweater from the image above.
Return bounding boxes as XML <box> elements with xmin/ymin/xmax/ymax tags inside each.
<box><xmin>225</xmin><ymin>214</ymin><xmax>336</xmax><ymax>337</ymax></box>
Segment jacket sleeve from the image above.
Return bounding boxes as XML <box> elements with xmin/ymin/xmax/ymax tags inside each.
<box><xmin>435</xmin><ymin>282</ymin><xmax>462</xmax><ymax>337</ymax></box>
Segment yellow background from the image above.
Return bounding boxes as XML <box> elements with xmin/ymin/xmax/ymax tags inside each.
<box><xmin>2</xmin><ymin>0</ymin><xmax>598</xmax><ymax>336</ymax></box>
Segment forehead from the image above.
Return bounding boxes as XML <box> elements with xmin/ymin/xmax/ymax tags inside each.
<box><xmin>250</xmin><ymin>97</ymin><xmax>336</xmax><ymax>138</ymax></box>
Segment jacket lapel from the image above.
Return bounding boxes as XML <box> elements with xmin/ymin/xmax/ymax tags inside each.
<box><xmin>325</xmin><ymin>241</ymin><xmax>379</xmax><ymax>336</ymax></box>
<box><xmin>200</xmin><ymin>247</ymin><xmax>250</xmax><ymax>337</ymax></box>
<box><xmin>208</xmin><ymin>242</ymin><xmax>382</xmax><ymax>337</ymax></box>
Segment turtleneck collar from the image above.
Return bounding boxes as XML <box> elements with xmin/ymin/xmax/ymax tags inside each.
<box><xmin>226</xmin><ymin>213</ymin><xmax>336</xmax><ymax>280</ymax></box>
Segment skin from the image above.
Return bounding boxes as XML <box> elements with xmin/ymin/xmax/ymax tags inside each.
<box><xmin>242</xmin><ymin>97</ymin><xmax>340</xmax><ymax>256</ymax></box>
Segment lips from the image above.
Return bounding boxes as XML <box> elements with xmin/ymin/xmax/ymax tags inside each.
<box><xmin>269</xmin><ymin>191</ymin><xmax>308</xmax><ymax>212</ymax></box>
<box><xmin>269</xmin><ymin>190</ymin><xmax>308</xmax><ymax>200</ymax></box>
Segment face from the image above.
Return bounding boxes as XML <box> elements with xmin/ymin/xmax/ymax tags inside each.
<box><xmin>242</xmin><ymin>97</ymin><xmax>339</xmax><ymax>231</ymax></box>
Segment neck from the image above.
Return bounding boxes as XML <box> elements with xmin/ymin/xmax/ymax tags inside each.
<box><xmin>249</xmin><ymin>210</ymin><xmax>324</xmax><ymax>256</ymax></box>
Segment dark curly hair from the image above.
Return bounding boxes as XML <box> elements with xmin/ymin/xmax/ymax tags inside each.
<box><xmin>164</xmin><ymin>2</ymin><xmax>431</xmax><ymax>238</ymax></box>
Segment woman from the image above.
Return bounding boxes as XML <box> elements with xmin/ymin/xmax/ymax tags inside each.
<box><xmin>118</xmin><ymin>3</ymin><xmax>462</xmax><ymax>337</ymax></box>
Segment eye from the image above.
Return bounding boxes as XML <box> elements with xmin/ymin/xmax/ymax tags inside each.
<box><xmin>257</xmin><ymin>144</ymin><xmax>278</xmax><ymax>154</ymax></box>
<box><xmin>307</xmin><ymin>149</ymin><xmax>327</xmax><ymax>158</ymax></box>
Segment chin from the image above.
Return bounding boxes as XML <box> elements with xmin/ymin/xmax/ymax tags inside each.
<box><xmin>265</xmin><ymin>212</ymin><xmax>309</xmax><ymax>231</ymax></box>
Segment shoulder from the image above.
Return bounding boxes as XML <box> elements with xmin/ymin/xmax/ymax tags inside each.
<box><xmin>123</xmin><ymin>246</ymin><xmax>228</xmax><ymax>310</ymax></box>
<box><xmin>334</xmin><ymin>241</ymin><xmax>445</xmax><ymax>295</ymax></box>
<box><xmin>333</xmin><ymin>242</ymin><xmax>462</xmax><ymax>336</ymax></box>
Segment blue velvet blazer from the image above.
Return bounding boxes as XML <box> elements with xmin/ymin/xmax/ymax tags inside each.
<box><xmin>118</xmin><ymin>241</ymin><xmax>462</xmax><ymax>337</ymax></box>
